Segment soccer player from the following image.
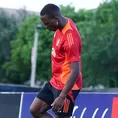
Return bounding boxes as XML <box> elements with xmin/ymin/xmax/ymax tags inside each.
<box><xmin>30</xmin><ymin>3</ymin><xmax>82</xmax><ymax>118</ymax></box>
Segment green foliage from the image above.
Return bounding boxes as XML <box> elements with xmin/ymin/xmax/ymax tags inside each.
<box><xmin>3</xmin><ymin>14</ymin><xmax>53</xmax><ymax>83</ymax></box>
<box><xmin>3</xmin><ymin>15</ymin><xmax>39</xmax><ymax>83</ymax></box>
<box><xmin>0</xmin><ymin>9</ymin><xmax>18</xmax><ymax>82</ymax></box>
<box><xmin>80</xmin><ymin>0</ymin><xmax>118</xmax><ymax>87</ymax></box>
<box><xmin>36</xmin><ymin>29</ymin><xmax>53</xmax><ymax>80</ymax></box>
<box><xmin>60</xmin><ymin>5</ymin><xmax>79</xmax><ymax>23</ymax></box>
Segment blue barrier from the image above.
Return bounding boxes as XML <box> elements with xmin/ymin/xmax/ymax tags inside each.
<box><xmin>0</xmin><ymin>84</ymin><xmax>40</xmax><ymax>92</ymax></box>
<box><xmin>20</xmin><ymin>92</ymin><xmax>118</xmax><ymax>118</ymax></box>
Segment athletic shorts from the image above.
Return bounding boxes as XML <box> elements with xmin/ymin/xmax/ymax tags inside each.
<box><xmin>37</xmin><ymin>82</ymin><xmax>80</xmax><ymax>117</ymax></box>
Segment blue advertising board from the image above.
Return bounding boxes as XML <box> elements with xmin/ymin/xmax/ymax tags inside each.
<box><xmin>20</xmin><ymin>92</ymin><xmax>118</xmax><ymax>118</ymax></box>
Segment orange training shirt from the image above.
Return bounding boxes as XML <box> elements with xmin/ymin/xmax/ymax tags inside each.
<box><xmin>50</xmin><ymin>18</ymin><xmax>82</xmax><ymax>90</ymax></box>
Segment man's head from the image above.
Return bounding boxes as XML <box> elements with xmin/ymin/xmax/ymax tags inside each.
<box><xmin>40</xmin><ymin>4</ymin><xmax>62</xmax><ymax>31</ymax></box>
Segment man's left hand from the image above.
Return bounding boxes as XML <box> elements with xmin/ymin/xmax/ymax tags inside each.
<box><xmin>51</xmin><ymin>96</ymin><xmax>65</xmax><ymax>112</ymax></box>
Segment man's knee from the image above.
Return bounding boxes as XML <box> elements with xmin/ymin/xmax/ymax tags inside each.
<box><xmin>30</xmin><ymin>103</ymin><xmax>43</xmax><ymax>117</ymax></box>
<box><xmin>30</xmin><ymin>104</ymin><xmax>39</xmax><ymax>117</ymax></box>
<box><xmin>29</xmin><ymin>97</ymin><xmax>50</xmax><ymax>117</ymax></box>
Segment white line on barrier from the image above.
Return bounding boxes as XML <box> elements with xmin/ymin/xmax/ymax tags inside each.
<box><xmin>92</xmin><ymin>108</ymin><xmax>99</xmax><ymax>118</ymax></box>
<box><xmin>0</xmin><ymin>92</ymin><xmax>22</xmax><ymax>94</ymax></box>
<box><xmin>71</xmin><ymin>106</ymin><xmax>79</xmax><ymax>118</ymax></box>
<box><xmin>101</xmin><ymin>108</ymin><xmax>108</xmax><ymax>118</ymax></box>
<box><xmin>12</xmin><ymin>92</ymin><xmax>118</xmax><ymax>94</ymax></box>
<box><xmin>18</xmin><ymin>92</ymin><xmax>24</xmax><ymax>118</ymax></box>
<box><xmin>80</xmin><ymin>92</ymin><xmax>118</xmax><ymax>94</ymax></box>
<box><xmin>80</xmin><ymin>107</ymin><xmax>87</xmax><ymax>118</ymax></box>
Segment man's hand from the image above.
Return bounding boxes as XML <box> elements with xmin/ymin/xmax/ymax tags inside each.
<box><xmin>51</xmin><ymin>96</ymin><xmax>65</xmax><ymax>112</ymax></box>
<box><xmin>51</xmin><ymin>62</ymin><xmax>80</xmax><ymax>112</ymax></box>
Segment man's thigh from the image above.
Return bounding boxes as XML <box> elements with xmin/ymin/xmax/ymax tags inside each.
<box><xmin>30</xmin><ymin>82</ymin><xmax>54</xmax><ymax>114</ymax></box>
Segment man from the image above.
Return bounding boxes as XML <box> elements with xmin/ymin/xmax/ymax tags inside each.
<box><xmin>30</xmin><ymin>3</ymin><xmax>82</xmax><ymax>118</ymax></box>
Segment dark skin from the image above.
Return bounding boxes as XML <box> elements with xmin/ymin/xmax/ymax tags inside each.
<box><xmin>40</xmin><ymin>14</ymin><xmax>80</xmax><ymax>113</ymax></box>
<box><xmin>51</xmin><ymin>62</ymin><xmax>80</xmax><ymax>113</ymax></box>
<box><xmin>40</xmin><ymin>13</ymin><xmax>67</xmax><ymax>31</ymax></box>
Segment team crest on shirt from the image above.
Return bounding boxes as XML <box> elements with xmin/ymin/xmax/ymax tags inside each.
<box><xmin>52</xmin><ymin>47</ymin><xmax>56</xmax><ymax>57</ymax></box>
<box><xmin>56</xmin><ymin>38</ymin><xmax>60</xmax><ymax>46</ymax></box>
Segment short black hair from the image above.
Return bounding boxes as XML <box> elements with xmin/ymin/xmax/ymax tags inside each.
<box><xmin>40</xmin><ymin>4</ymin><xmax>60</xmax><ymax>16</ymax></box>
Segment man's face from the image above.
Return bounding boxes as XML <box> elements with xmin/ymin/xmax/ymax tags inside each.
<box><xmin>40</xmin><ymin>15</ymin><xmax>58</xmax><ymax>31</ymax></box>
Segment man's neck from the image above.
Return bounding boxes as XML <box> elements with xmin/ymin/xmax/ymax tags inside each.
<box><xmin>58</xmin><ymin>16</ymin><xmax>68</xmax><ymax>31</ymax></box>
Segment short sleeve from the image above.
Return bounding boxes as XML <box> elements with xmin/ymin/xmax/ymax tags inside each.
<box><xmin>63</xmin><ymin>30</ymin><xmax>82</xmax><ymax>63</ymax></box>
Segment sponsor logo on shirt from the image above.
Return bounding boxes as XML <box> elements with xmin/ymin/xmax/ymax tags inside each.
<box><xmin>52</xmin><ymin>47</ymin><xmax>56</xmax><ymax>57</ymax></box>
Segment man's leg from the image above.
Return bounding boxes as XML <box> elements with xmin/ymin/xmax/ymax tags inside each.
<box><xmin>30</xmin><ymin>97</ymin><xmax>53</xmax><ymax>118</ymax></box>
<box><xmin>30</xmin><ymin>82</ymin><xmax>54</xmax><ymax>118</ymax></box>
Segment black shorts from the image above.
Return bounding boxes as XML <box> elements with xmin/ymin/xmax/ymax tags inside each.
<box><xmin>37</xmin><ymin>82</ymin><xmax>80</xmax><ymax>117</ymax></box>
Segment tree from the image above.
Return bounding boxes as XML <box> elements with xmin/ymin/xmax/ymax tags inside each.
<box><xmin>78</xmin><ymin>0</ymin><xmax>118</xmax><ymax>87</ymax></box>
<box><xmin>0</xmin><ymin>9</ymin><xmax>18</xmax><ymax>82</ymax></box>
<box><xmin>3</xmin><ymin>14</ymin><xmax>53</xmax><ymax>84</ymax></box>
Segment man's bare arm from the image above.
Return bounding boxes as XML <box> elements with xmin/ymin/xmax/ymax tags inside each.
<box><xmin>59</xmin><ymin>62</ymin><xmax>80</xmax><ymax>99</ymax></box>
